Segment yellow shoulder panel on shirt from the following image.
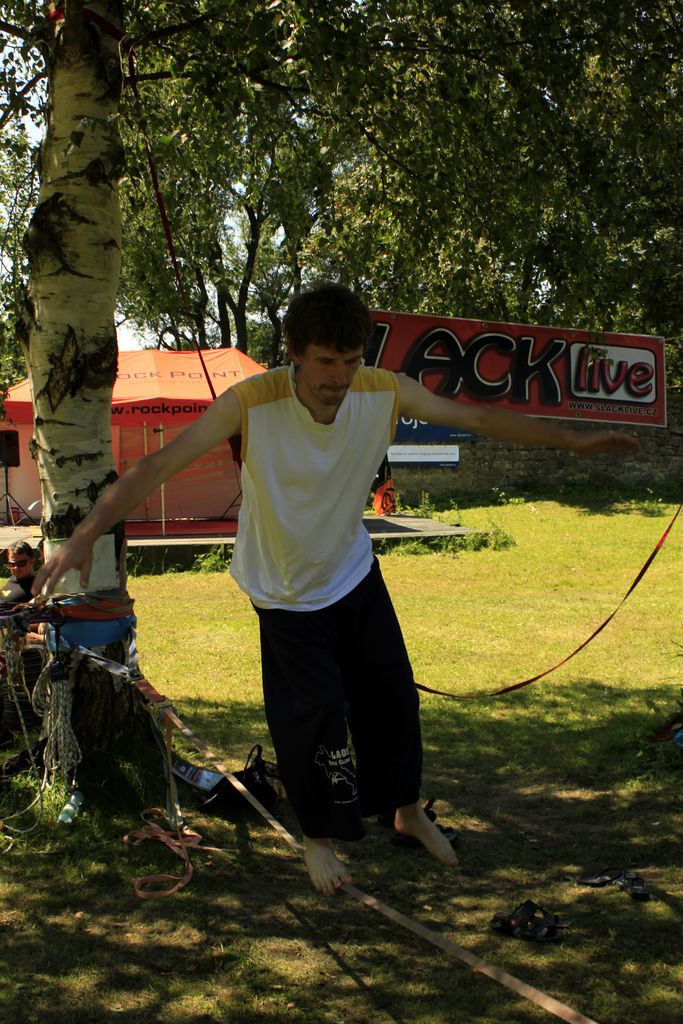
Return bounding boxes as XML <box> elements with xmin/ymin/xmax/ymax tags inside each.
<box><xmin>233</xmin><ymin>367</ymin><xmax>290</xmax><ymax>409</ymax></box>
<box><xmin>232</xmin><ymin>368</ymin><xmax>291</xmax><ymax>463</ymax></box>
<box><xmin>351</xmin><ymin>366</ymin><xmax>401</xmax><ymax>439</ymax></box>
<box><xmin>350</xmin><ymin>365</ymin><xmax>399</xmax><ymax>394</ymax></box>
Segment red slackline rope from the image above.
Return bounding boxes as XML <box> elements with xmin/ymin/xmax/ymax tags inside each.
<box><xmin>415</xmin><ymin>501</ymin><xmax>682</xmax><ymax>700</ymax></box>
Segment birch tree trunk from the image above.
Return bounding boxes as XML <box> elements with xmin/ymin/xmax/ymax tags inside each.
<box><xmin>20</xmin><ymin>0</ymin><xmax>147</xmax><ymax>756</ymax></box>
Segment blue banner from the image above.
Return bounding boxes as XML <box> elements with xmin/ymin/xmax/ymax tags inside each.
<box><xmin>394</xmin><ymin>416</ymin><xmax>474</xmax><ymax>443</ymax></box>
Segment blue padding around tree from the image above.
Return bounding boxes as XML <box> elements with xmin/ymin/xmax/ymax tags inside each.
<box><xmin>47</xmin><ymin>616</ymin><xmax>134</xmax><ymax>651</ymax></box>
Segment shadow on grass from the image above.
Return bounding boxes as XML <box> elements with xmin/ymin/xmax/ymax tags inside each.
<box><xmin>426</xmin><ymin>483</ymin><xmax>682</xmax><ymax>518</ymax></box>
<box><xmin>2</xmin><ymin>679</ymin><xmax>683</xmax><ymax>1024</ymax></box>
<box><xmin>168</xmin><ymin>693</ymin><xmax>274</xmax><ymax>767</ymax></box>
<box><xmin>418</xmin><ymin>681</ymin><xmax>683</xmax><ymax>865</ymax></box>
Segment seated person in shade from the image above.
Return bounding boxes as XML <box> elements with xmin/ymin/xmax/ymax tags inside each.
<box><xmin>1</xmin><ymin>541</ymin><xmax>37</xmax><ymax>604</ymax></box>
<box><xmin>0</xmin><ymin>541</ymin><xmax>44</xmax><ymax>644</ymax></box>
<box><xmin>0</xmin><ymin>542</ymin><xmax>45</xmax><ymax>745</ymax></box>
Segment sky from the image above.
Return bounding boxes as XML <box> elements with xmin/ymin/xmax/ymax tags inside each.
<box><xmin>117</xmin><ymin>323</ymin><xmax>147</xmax><ymax>350</ymax></box>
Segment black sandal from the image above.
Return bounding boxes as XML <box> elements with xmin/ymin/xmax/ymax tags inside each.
<box><xmin>613</xmin><ymin>871</ymin><xmax>650</xmax><ymax>901</ymax></box>
<box><xmin>490</xmin><ymin>900</ymin><xmax>568</xmax><ymax>942</ymax></box>
<box><xmin>577</xmin><ymin>868</ymin><xmax>650</xmax><ymax>901</ymax></box>
<box><xmin>577</xmin><ymin>868</ymin><xmax>625</xmax><ymax>887</ymax></box>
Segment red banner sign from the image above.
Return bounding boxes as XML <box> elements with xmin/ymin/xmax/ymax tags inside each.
<box><xmin>369</xmin><ymin>311</ymin><xmax>667</xmax><ymax>428</ymax></box>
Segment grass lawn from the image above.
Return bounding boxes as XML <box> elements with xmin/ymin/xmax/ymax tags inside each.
<box><xmin>1</xmin><ymin>490</ymin><xmax>682</xmax><ymax>1024</ymax></box>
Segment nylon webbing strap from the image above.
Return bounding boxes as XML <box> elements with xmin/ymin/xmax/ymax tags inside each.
<box><xmin>130</xmin><ymin>676</ymin><xmax>601</xmax><ymax>1024</ymax></box>
<box><xmin>343</xmin><ymin>885</ymin><xmax>600</xmax><ymax>1024</ymax></box>
<box><xmin>417</xmin><ymin>501</ymin><xmax>682</xmax><ymax>700</ymax></box>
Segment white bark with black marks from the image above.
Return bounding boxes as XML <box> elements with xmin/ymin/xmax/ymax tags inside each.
<box><xmin>23</xmin><ymin>1</ymin><xmax>125</xmax><ymax>581</ymax></box>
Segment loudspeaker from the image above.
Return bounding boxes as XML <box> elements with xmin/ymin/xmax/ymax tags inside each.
<box><xmin>0</xmin><ymin>431</ymin><xmax>20</xmax><ymax>467</ymax></box>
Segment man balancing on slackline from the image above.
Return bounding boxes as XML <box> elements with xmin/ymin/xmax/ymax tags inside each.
<box><xmin>35</xmin><ymin>283</ymin><xmax>640</xmax><ymax>896</ymax></box>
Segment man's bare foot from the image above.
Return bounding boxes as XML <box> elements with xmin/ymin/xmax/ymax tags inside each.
<box><xmin>303</xmin><ymin>836</ymin><xmax>353</xmax><ymax>895</ymax></box>
<box><xmin>394</xmin><ymin>802</ymin><xmax>459</xmax><ymax>867</ymax></box>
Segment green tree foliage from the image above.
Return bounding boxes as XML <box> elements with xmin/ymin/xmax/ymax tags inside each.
<box><xmin>0</xmin><ymin>2</ymin><xmax>44</xmax><ymax>392</ymax></box>
<box><xmin>299</xmin><ymin>2</ymin><xmax>682</xmax><ymax>378</ymax></box>
<box><xmin>118</xmin><ymin>79</ymin><xmax>339</xmax><ymax>357</ymax></box>
<box><xmin>0</xmin><ymin>124</ymin><xmax>37</xmax><ymax>392</ymax></box>
<box><xmin>2</xmin><ymin>1</ymin><xmax>682</xmax><ymax>381</ymax></box>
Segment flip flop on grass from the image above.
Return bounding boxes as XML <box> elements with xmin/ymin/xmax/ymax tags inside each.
<box><xmin>577</xmin><ymin>868</ymin><xmax>625</xmax><ymax>887</ymax></box>
<box><xmin>577</xmin><ymin>868</ymin><xmax>650</xmax><ymax>900</ymax></box>
<box><xmin>612</xmin><ymin>871</ymin><xmax>650</xmax><ymax>901</ymax></box>
<box><xmin>490</xmin><ymin>900</ymin><xmax>568</xmax><ymax>943</ymax></box>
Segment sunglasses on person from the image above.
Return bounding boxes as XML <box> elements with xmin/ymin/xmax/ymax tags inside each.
<box><xmin>8</xmin><ymin>558</ymin><xmax>30</xmax><ymax>568</ymax></box>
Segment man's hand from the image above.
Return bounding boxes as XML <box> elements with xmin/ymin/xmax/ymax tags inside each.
<box><xmin>572</xmin><ymin>431</ymin><xmax>641</xmax><ymax>457</ymax></box>
<box><xmin>32</xmin><ymin>535</ymin><xmax>94</xmax><ymax>597</ymax></box>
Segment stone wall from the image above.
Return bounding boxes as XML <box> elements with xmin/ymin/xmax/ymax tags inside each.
<box><xmin>393</xmin><ymin>390</ymin><xmax>683</xmax><ymax>503</ymax></box>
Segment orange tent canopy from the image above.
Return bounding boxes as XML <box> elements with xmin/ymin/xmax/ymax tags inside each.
<box><xmin>3</xmin><ymin>348</ymin><xmax>266</xmax><ymax>426</ymax></box>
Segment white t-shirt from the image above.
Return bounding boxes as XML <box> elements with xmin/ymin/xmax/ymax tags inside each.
<box><xmin>230</xmin><ymin>363</ymin><xmax>400</xmax><ymax>610</ymax></box>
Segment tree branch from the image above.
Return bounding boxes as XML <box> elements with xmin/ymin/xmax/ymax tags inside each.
<box><xmin>134</xmin><ymin>15</ymin><xmax>213</xmax><ymax>46</ymax></box>
<box><xmin>0</xmin><ymin>73</ymin><xmax>45</xmax><ymax>133</ymax></box>
<box><xmin>124</xmin><ymin>70</ymin><xmax>181</xmax><ymax>83</ymax></box>
<box><xmin>0</xmin><ymin>18</ymin><xmax>32</xmax><ymax>40</ymax></box>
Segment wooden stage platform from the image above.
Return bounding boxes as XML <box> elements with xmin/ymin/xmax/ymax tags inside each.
<box><xmin>125</xmin><ymin>514</ymin><xmax>472</xmax><ymax>547</ymax></box>
<box><xmin>0</xmin><ymin>514</ymin><xmax>474</xmax><ymax>558</ymax></box>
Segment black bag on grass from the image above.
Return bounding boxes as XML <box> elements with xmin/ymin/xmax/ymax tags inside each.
<box><xmin>200</xmin><ymin>744</ymin><xmax>280</xmax><ymax>817</ymax></box>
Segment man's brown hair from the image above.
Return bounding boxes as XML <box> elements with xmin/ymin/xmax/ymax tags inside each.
<box><xmin>283</xmin><ymin>283</ymin><xmax>373</xmax><ymax>357</ymax></box>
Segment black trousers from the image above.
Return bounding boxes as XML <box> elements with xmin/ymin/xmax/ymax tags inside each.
<box><xmin>254</xmin><ymin>558</ymin><xmax>422</xmax><ymax>841</ymax></box>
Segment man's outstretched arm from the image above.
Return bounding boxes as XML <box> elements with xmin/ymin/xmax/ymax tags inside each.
<box><xmin>34</xmin><ymin>389</ymin><xmax>243</xmax><ymax>596</ymax></box>
<box><xmin>397</xmin><ymin>374</ymin><xmax>641</xmax><ymax>456</ymax></box>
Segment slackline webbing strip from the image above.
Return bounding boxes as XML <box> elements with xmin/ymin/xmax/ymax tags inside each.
<box><xmin>342</xmin><ymin>885</ymin><xmax>600</xmax><ymax>1024</ymax></box>
<box><xmin>132</xmin><ymin>676</ymin><xmax>601</xmax><ymax>1024</ymax></box>
<box><xmin>416</xmin><ymin>501</ymin><xmax>682</xmax><ymax>700</ymax></box>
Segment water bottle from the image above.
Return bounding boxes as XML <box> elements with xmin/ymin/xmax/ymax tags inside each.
<box><xmin>58</xmin><ymin>789</ymin><xmax>85</xmax><ymax>824</ymax></box>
